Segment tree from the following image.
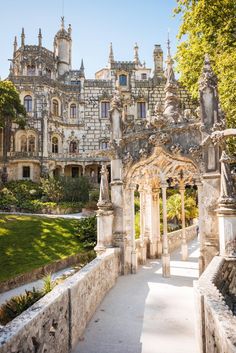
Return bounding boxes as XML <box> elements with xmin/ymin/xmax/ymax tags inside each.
<box><xmin>0</xmin><ymin>81</ymin><xmax>26</xmax><ymax>173</ymax></box>
<box><xmin>167</xmin><ymin>193</ymin><xmax>198</xmax><ymax>226</ymax></box>
<box><xmin>175</xmin><ymin>0</ymin><xmax>236</xmax><ymax>132</ymax></box>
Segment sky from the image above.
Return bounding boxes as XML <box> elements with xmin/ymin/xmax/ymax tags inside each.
<box><xmin>0</xmin><ymin>0</ymin><xmax>182</xmax><ymax>79</ymax></box>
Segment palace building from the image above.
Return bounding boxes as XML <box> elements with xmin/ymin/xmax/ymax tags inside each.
<box><xmin>1</xmin><ymin>18</ymin><xmax>193</xmax><ymax>182</ymax></box>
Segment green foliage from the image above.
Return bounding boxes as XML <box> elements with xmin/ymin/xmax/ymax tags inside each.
<box><xmin>174</xmin><ymin>0</ymin><xmax>236</xmax><ymax>133</ymax></box>
<box><xmin>0</xmin><ymin>287</ymin><xmax>43</xmax><ymax>325</ymax></box>
<box><xmin>89</xmin><ymin>189</ymin><xmax>100</xmax><ymax>202</ymax></box>
<box><xmin>0</xmin><ymin>81</ymin><xmax>26</xmax><ymax>128</ymax></box>
<box><xmin>40</xmin><ymin>177</ymin><xmax>63</xmax><ymax>202</ymax></box>
<box><xmin>42</xmin><ymin>274</ymin><xmax>55</xmax><ymax>294</ymax></box>
<box><xmin>75</xmin><ymin>216</ymin><xmax>97</xmax><ymax>249</ymax></box>
<box><xmin>167</xmin><ymin>193</ymin><xmax>198</xmax><ymax>225</ymax></box>
<box><xmin>135</xmin><ymin>211</ymin><xmax>140</xmax><ymax>239</ymax></box>
<box><xmin>60</xmin><ymin>176</ymin><xmax>90</xmax><ymax>203</ymax></box>
<box><xmin>134</xmin><ymin>197</ymin><xmax>140</xmax><ymax>213</ymax></box>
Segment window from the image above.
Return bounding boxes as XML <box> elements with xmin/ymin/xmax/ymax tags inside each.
<box><xmin>52</xmin><ymin>99</ymin><xmax>59</xmax><ymax>116</ymax></box>
<box><xmin>52</xmin><ymin>137</ymin><xmax>59</xmax><ymax>153</ymax></box>
<box><xmin>22</xmin><ymin>166</ymin><xmax>30</xmax><ymax>178</ymax></box>
<box><xmin>101</xmin><ymin>141</ymin><xmax>108</xmax><ymax>150</ymax></box>
<box><xmin>137</xmin><ymin>102</ymin><xmax>146</xmax><ymax>119</ymax></box>
<box><xmin>101</xmin><ymin>102</ymin><xmax>110</xmax><ymax>118</ymax></box>
<box><xmin>70</xmin><ymin>104</ymin><xmax>77</xmax><ymax>118</ymax></box>
<box><xmin>28</xmin><ymin>135</ymin><xmax>35</xmax><ymax>153</ymax></box>
<box><xmin>69</xmin><ymin>141</ymin><xmax>77</xmax><ymax>153</ymax></box>
<box><xmin>27</xmin><ymin>65</ymin><xmax>35</xmax><ymax>76</ymax></box>
<box><xmin>46</xmin><ymin>68</ymin><xmax>51</xmax><ymax>78</ymax></box>
<box><xmin>24</xmin><ymin>95</ymin><xmax>32</xmax><ymax>113</ymax></box>
<box><xmin>20</xmin><ymin>135</ymin><xmax>27</xmax><ymax>152</ymax></box>
<box><xmin>71</xmin><ymin>166</ymin><xmax>79</xmax><ymax>178</ymax></box>
<box><xmin>141</xmin><ymin>73</ymin><xmax>147</xmax><ymax>80</ymax></box>
<box><xmin>119</xmin><ymin>74</ymin><xmax>127</xmax><ymax>86</ymax></box>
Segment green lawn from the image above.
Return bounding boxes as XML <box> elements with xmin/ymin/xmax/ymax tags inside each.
<box><xmin>0</xmin><ymin>215</ymin><xmax>90</xmax><ymax>282</ymax></box>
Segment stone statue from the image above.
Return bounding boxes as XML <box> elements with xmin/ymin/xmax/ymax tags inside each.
<box><xmin>97</xmin><ymin>165</ymin><xmax>112</xmax><ymax>209</ymax></box>
<box><xmin>219</xmin><ymin>151</ymin><xmax>235</xmax><ymax>203</ymax></box>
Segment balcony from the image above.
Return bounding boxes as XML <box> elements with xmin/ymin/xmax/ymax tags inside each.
<box><xmin>8</xmin><ymin>151</ymin><xmax>40</xmax><ymax>160</ymax></box>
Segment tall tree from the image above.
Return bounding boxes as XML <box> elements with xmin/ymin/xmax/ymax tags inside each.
<box><xmin>175</xmin><ymin>0</ymin><xmax>236</xmax><ymax>130</ymax></box>
<box><xmin>0</xmin><ymin>81</ymin><xmax>26</xmax><ymax>178</ymax></box>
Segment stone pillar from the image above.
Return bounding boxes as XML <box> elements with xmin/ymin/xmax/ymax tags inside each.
<box><xmin>145</xmin><ymin>186</ymin><xmax>152</xmax><ymax>239</ymax></box>
<box><xmin>139</xmin><ymin>186</ymin><xmax>147</xmax><ymax>264</ymax></box>
<box><xmin>180</xmin><ymin>182</ymin><xmax>188</xmax><ymax>261</ymax></box>
<box><xmin>195</xmin><ymin>178</ymin><xmax>205</xmax><ymax>274</ymax></box>
<box><xmin>43</xmin><ymin>115</ymin><xmax>48</xmax><ymax>158</ymax></box>
<box><xmin>217</xmin><ymin>204</ymin><xmax>236</xmax><ymax>257</ymax></box>
<box><xmin>129</xmin><ymin>184</ymin><xmax>137</xmax><ymax>273</ymax></box>
<box><xmin>161</xmin><ymin>182</ymin><xmax>170</xmax><ymax>277</ymax></box>
<box><xmin>150</xmin><ymin>188</ymin><xmax>162</xmax><ymax>258</ymax></box>
<box><xmin>94</xmin><ymin>165</ymin><xmax>114</xmax><ymax>255</ymax></box>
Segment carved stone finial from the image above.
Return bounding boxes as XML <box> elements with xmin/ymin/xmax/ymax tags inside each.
<box><xmin>21</xmin><ymin>28</ymin><xmax>25</xmax><ymax>47</ymax></box>
<box><xmin>13</xmin><ymin>36</ymin><xmax>17</xmax><ymax>54</ymax></box>
<box><xmin>110</xmin><ymin>90</ymin><xmax>122</xmax><ymax>111</ymax></box>
<box><xmin>219</xmin><ymin>151</ymin><xmax>236</xmax><ymax>204</ymax></box>
<box><xmin>199</xmin><ymin>54</ymin><xmax>217</xmax><ymax>91</ymax></box>
<box><xmin>61</xmin><ymin>16</ymin><xmax>65</xmax><ymax>29</ymax></box>
<box><xmin>134</xmin><ymin>42</ymin><xmax>140</xmax><ymax>66</ymax></box>
<box><xmin>38</xmin><ymin>28</ymin><xmax>42</xmax><ymax>47</ymax></box>
<box><xmin>97</xmin><ymin>165</ymin><xmax>112</xmax><ymax>210</ymax></box>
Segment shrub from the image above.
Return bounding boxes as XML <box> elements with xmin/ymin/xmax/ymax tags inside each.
<box><xmin>84</xmin><ymin>200</ymin><xmax>98</xmax><ymax>210</ymax></box>
<box><xmin>0</xmin><ymin>288</ymin><xmax>43</xmax><ymax>325</ymax></box>
<box><xmin>40</xmin><ymin>177</ymin><xmax>63</xmax><ymax>202</ymax></box>
<box><xmin>4</xmin><ymin>180</ymin><xmax>42</xmax><ymax>202</ymax></box>
<box><xmin>42</xmin><ymin>274</ymin><xmax>55</xmax><ymax>294</ymax></box>
<box><xmin>89</xmin><ymin>189</ymin><xmax>100</xmax><ymax>202</ymax></box>
<box><xmin>60</xmin><ymin>176</ymin><xmax>90</xmax><ymax>203</ymax></box>
<box><xmin>75</xmin><ymin>216</ymin><xmax>97</xmax><ymax>249</ymax></box>
<box><xmin>0</xmin><ymin>188</ymin><xmax>17</xmax><ymax>210</ymax></box>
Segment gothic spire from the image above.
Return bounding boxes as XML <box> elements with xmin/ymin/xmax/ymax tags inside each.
<box><xmin>165</xmin><ymin>34</ymin><xmax>175</xmax><ymax>83</ymax></box>
<box><xmin>80</xmin><ymin>59</ymin><xmax>85</xmax><ymax>76</ymax></box>
<box><xmin>68</xmin><ymin>24</ymin><xmax>72</xmax><ymax>37</ymax></box>
<box><xmin>38</xmin><ymin>28</ymin><xmax>42</xmax><ymax>47</ymax></box>
<box><xmin>108</xmin><ymin>42</ymin><xmax>114</xmax><ymax>64</ymax></box>
<box><xmin>13</xmin><ymin>36</ymin><xmax>17</xmax><ymax>54</ymax></box>
<box><xmin>61</xmin><ymin>16</ymin><xmax>65</xmax><ymax>29</ymax></box>
<box><xmin>21</xmin><ymin>28</ymin><xmax>25</xmax><ymax>47</ymax></box>
<box><xmin>134</xmin><ymin>42</ymin><xmax>140</xmax><ymax>66</ymax></box>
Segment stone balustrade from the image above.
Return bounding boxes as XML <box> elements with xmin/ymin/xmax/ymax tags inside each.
<box><xmin>0</xmin><ymin>248</ymin><xmax>120</xmax><ymax>353</ymax></box>
<box><xmin>194</xmin><ymin>256</ymin><xmax>236</xmax><ymax>353</ymax></box>
<box><xmin>135</xmin><ymin>224</ymin><xmax>197</xmax><ymax>264</ymax></box>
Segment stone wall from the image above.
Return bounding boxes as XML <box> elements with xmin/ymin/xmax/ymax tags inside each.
<box><xmin>135</xmin><ymin>225</ymin><xmax>197</xmax><ymax>264</ymax></box>
<box><xmin>194</xmin><ymin>256</ymin><xmax>236</xmax><ymax>353</ymax></box>
<box><xmin>0</xmin><ymin>248</ymin><xmax>120</xmax><ymax>353</ymax></box>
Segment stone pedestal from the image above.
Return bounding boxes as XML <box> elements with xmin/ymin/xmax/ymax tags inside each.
<box><xmin>217</xmin><ymin>203</ymin><xmax>236</xmax><ymax>257</ymax></box>
<box><xmin>161</xmin><ymin>182</ymin><xmax>170</xmax><ymax>277</ymax></box>
<box><xmin>95</xmin><ymin>209</ymin><xmax>114</xmax><ymax>255</ymax></box>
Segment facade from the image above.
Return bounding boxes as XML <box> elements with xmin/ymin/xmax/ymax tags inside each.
<box><xmin>0</xmin><ymin>18</ymin><xmax>193</xmax><ymax>183</ymax></box>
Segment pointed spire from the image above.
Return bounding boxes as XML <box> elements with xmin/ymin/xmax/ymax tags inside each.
<box><xmin>9</xmin><ymin>62</ymin><xmax>13</xmax><ymax>76</ymax></box>
<box><xmin>13</xmin><ymin>36</ymin><xmax>17</xmax><ymax>54</ymax></box>
<box><xmin>134</xmin><ymin>42</ymin><xmax>140</xmax><ymax>65</ymax></box>
<box><xmin>80</xmin><ymin>59</ymin><xmax>85</xmax><ymax>76</ymax></box>
<box><xmin>61</xmin><ymin>16</ymin><xmax>65</xmax><ymax>29</ymax></box>
<box><xmin>38</xmin><ymin>28</ymin><xmax>42</xmax><ymax>47</ymax></box>
<box><xmin>199</xmin><ymin>54</ymin><xmax>217</xmax><ymax>91</ymax></box>
<box><xmin>21</xmin><ymin>28</ymin><xmax>25</xmax><ymax>47</ymax></box>
<box><xmin>165</xmin><ymin>34</ymin><xmax>175</xmax><ymax>83</ymax></box>
<box><xmin>108</xmin><ymin>42</ymin><xmax>114</xmax><ymax>64</ymax></box>
<box><xmin>68</xmin><ymin>24</ymin><xmax>72</xmax><ymax>36</ymax></box>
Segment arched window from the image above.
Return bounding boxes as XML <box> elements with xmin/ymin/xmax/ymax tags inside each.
<box><xmin>27</xmin><ymin>65</ymin><xmax>35</xmax><ymax>76</ymax></box>
<box><xmin>52</xmin><ymin>99</ymin><xmax>59</xmax><ymax>116</ymax></box>
<box><xmin>69</xmin><ymin>141</ymin><xmax>77</xmax><ymax>153</ymax></box>
<box><xmin>119</xmin><ymin>74</ymin><xmax>127</xmax><ymax>86</ymax></box>
<box><xmin>24</xmin><ymin>95</ymin><xmax>32</xmax><ymax>113</ymax></box>
<box><xmin>52</xmin><ymin>137</ymin><xmax>59</xmax><ymax>154</ymax></box>
<box><xmin>46</xmin><ymin>68</ymin><xmax>51</xmax><ymax>78</ymax></box>
<box><xmin>20</xmin><ymin>135</ymin><xmax>27</xmax><ymax>152</ymax></box>
<box><xmin>28</xmin><ymin>135</ymin><xmax>35</xmax><ymax>153</ymax></box>
<box><xmin>70</xmin><ymin>104</ymin><xmax>76</xmax><ymax>118</ymax></box>
<box><xmin>101</xmin><ymin>141</ymin><xmax>108</xmax><ymax>150</ymax></box>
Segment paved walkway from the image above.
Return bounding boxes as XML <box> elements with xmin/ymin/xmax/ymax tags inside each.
<box><xmin>74</xmin><ymin>239</ymin><xmax>199</xmax><ymax>353</ymax></box>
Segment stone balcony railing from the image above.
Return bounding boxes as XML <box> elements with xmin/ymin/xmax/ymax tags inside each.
<box><xmin>194</xmin><ymin>256</ymin><xmax>236</xmax><ymax>353</ymax></box>
<box><xmin>7</xmin><ymin>151</ymin><xmax>40</xmax><ymax>159</ymax></box>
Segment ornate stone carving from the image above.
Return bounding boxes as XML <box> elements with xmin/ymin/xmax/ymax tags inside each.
<box><xmin>110</xmin><ymin>89</ymin><xmax>122</xmax><ymax>110</ymax></box>
<box><xmin>219</xmin><ymin>151</ymin><xmax>236</xmax><ymax>205</ymax></box>
<box><xmin>149</xmin><ymin>132</ymin><xmax>170</xmax><ymax>146</ymax></box>
<box><xmin>211</xmin><ymin>131</ymin><xmax>225</xmax><ymax>145</ymax></box>
<box><xmin>123</xmin><ymin>151</ymin><xmax>133</xmax><ymax>166</ymax></box>
<box><xmin>183</xmin><ymin>109</ymin><xmax>192</xmax><ymax>122</ymax></box>
<box><xmin>139</xmin><ymin>147</ymin><xmax>149</xmax><ymax>159</ymax></box>
<box><xmin>170</xmin><ymin>143</ymin><xmax>183</xmax><ymax>155</ymax></box>
<box><xmin>97</xmin><ymin>165</ymin><xmax>113</xmax><ymax>210</ymax></box>
<box><xmin>199</xmin><ymin>54</ymin><xmax>217</xmax><ymax>91</ymax></box>
<box><xmin>188</xmin><ymin>145</ymin><xmax>202</xmax><ymax>161</ymax></box>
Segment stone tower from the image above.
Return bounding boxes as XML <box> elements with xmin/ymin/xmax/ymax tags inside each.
<box><xmin>54</xmin><ymin>17</ymin><xmax>72</xmax><ymax>76</ymax></box>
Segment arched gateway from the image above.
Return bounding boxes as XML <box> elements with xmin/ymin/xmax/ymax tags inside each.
<box><xmin>95</xmin><ymin>55</ymin><xmax>226</xmax><ymax>276</ymax></box>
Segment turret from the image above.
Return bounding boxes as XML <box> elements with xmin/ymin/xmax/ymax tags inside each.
<box><xmin>153</xmin><ymin>44</ymin><xmax>163</xmax><ymax>77</ymax></box>
<box><xmin>108</xmin><ymin>42</ymin><xmax>114</xmax><ymax>67</ymax></box>
<box><xmin>21</xmin><ymin>28</ymin><xmax>25</xmax><ymax>47</ymax></box>
<box><xmin>133</xmin><ymin>42</ymin><xmax>140</xmax><ymax>66</ymax></box>
<box><xmin>13</xmin><ymin>36</ymin><xmax>17</xmax><ymax>56</ymax></box>
<box><xmin>54</xmin><ymin>17</ymin><xmax>72</xmax><ymax>76</ymax></box>
<box><xmin>38</xmin><ymin>28</ymin><xmax>42</xmax><ymax>47</ymax></box>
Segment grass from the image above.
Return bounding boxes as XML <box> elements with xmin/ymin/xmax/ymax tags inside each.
<box><xmin>0</xmin><ymin>215</ymin><xmax>90</xmax><ymax>283</ymax></box>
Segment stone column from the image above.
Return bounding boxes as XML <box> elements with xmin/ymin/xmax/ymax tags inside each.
<box><xmin>94</xmin><ymin>165</ymin><xmax>114</xmax><ymax>255</ymax></box>
<box><xmin>150</xmin><ymin>188</ymin><xmax>162</xmax><ymax>258</ymax></box>
<box><xmin>161</xmin><ymin>182</ymin><xmax>170</xmax><ymax>277</ymax></box>
<box><xmin>195</xmin><ymin>178</ymin><xmax>205</xmax><ymax>274</ymax></box>
<box><xmin>139</xmin><ymin>186</ymin><xmax>147</xmax><ymax>264</ymax></box>
<box><xmin>129</xmin><ymin>183</ymin><xmax>137</xmax><ymax>273</ymax></box>
<box><xmin>43</xmin><ymin>115</ymin><xmax>48</xmax><ymax>158</ymax></box>
<box><xmin>179</xmin><ymin>181</ymin><xmax>188</xmax><ymax>261</ymax></box>
<box><xmin>217</xmin><ymin>204</ymin><xmax>236</xmax><ymax>257</ymax></box>
<box><xmin>145</xmin><ymin>186</ymin><xmax>152</xmax><ymax>241</ymax></box>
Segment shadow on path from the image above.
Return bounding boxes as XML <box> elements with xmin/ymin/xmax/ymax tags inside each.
<box><xmin>73</xmin><ymin>238</ymin><xmax>199</xmax><ymax>353</ymax></box>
